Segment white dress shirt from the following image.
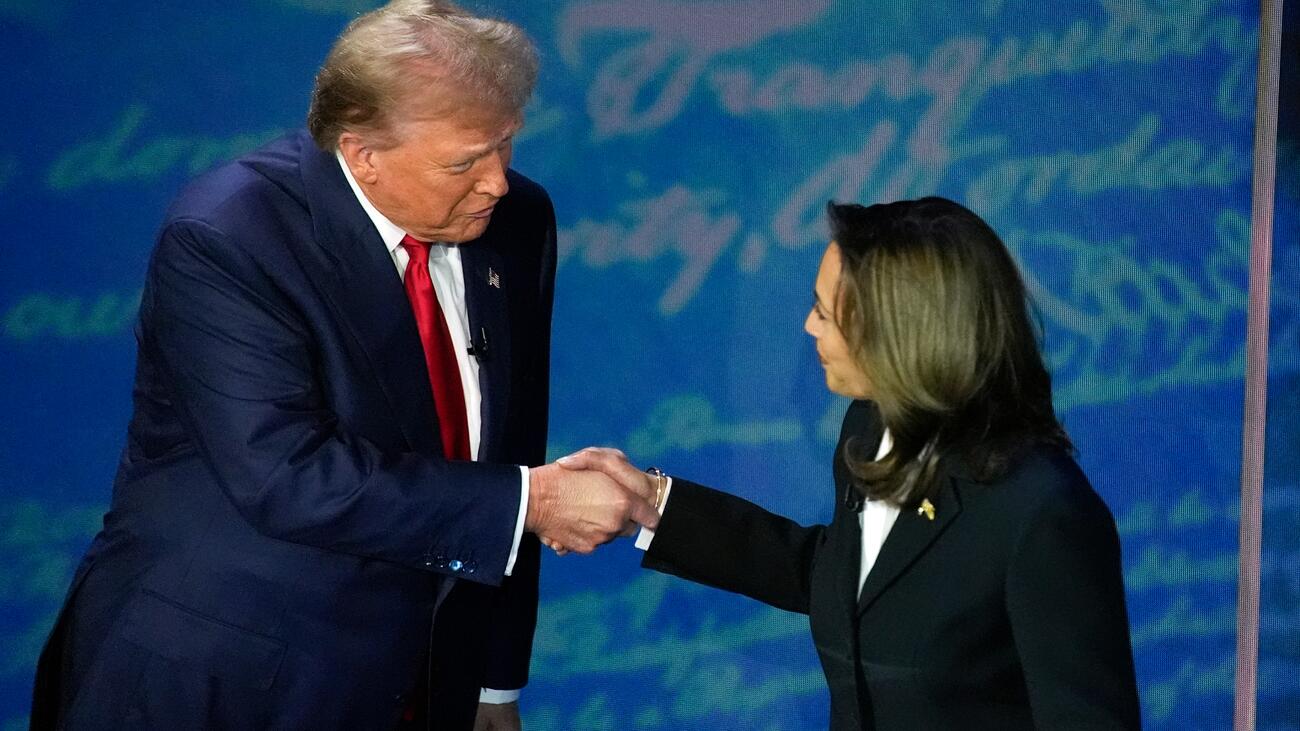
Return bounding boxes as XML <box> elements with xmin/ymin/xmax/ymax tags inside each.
<box><xmin>338</xmin><ymin>155</ymin><xmax>527</xmax><ymax>703</ymax></box>
<box><xmin>858</xmin><ymin>431</ymin><xmax>900</xmax><ymax>595</ymax></box>
<box><xmin>636</xmin><ymin>430</ymin><xmax>899</xmax><ymax>600</ymax></box>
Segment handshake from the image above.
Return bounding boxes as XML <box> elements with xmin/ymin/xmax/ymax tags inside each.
<box><xmin>523</xmin><ymin>448</ymin><xmax>660</xmax><ymax>555</ymax></box>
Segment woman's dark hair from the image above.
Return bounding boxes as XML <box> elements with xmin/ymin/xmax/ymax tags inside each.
<box><xmin>828</xmin><ymin>196</ymin><xmax>1072</xmax><ymax>504</ymax></box>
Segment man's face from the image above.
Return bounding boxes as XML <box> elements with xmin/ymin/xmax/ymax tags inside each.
<box><xmin>342</xmin><ymin>97</ymin><xmax>521</xmax><ymax>243</ymax></box>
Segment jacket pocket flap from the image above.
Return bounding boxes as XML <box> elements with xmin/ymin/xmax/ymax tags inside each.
<box><xmin>118</xmin><ymin>589</ymin><xmax>286</xmax><ymax>691</ymax></box>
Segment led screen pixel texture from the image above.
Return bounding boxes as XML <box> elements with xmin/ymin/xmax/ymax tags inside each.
<box><xmin>1</xmin><ymin>1</ymin><xmax>1296</xmax><ymax>729</ymax></box>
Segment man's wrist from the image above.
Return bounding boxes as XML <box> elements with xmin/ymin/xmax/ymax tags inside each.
<box><xmin>523</xmin><ymin>463</ymin><xmax>558</xmax><ymax>533</ymax></box>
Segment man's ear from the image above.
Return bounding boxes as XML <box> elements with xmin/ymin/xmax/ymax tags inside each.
<box><xmin>337</xmin><ymin>132</ymin><xmax>378</xmax><ymax>184</ymax></box>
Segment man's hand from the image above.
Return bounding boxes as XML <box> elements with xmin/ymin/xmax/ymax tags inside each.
<box><xmin>539</xmin><ymin>448</ymin><xmax>658</xmax><ymax>555</ymax></box>
<box><xmin>474</xmin><ymin>701</ymin><xmax>521</xmax><ymax>731</ymax></box>
<box><xmin>557</xmin><ymin>447</ymin><xmax>655</xmax><ymax>505</ymax></box>
<box><xmin>525</xmin><ymin>458</ymin><xmax>659</xmax><ymax>555</ymax></box>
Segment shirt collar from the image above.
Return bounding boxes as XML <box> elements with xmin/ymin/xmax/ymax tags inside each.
<box><xmin>336</xmin><ymin>151</ymin><xmax>410</xmax><ymax>257</ymax></box>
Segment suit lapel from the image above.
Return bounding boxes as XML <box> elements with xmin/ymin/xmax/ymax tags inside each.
<box><xmin>294</xmin><ymin>137</ymin><xmax>440</xmax><ymax>453</ymax></box>
<box><xmin>857</xmin><ymin>474</ymin><xmax>964</xmax><ymax>615</ymax></box>
<box><xmin>458</xmin><ymin>240</ymin><xmax>511</xmax><ymax>462</ymax></box>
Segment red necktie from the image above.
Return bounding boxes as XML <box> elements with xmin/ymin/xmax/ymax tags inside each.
<box><xmin>399</xmin><ymin>235</ymin><xmax>471</xmax><ymax>461</ymax></box>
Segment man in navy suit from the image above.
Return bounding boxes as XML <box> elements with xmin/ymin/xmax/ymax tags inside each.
<box><xmin>30</xmin><ymin>2</ymin><xmax>658</xmax><ymax>729</ymax></box>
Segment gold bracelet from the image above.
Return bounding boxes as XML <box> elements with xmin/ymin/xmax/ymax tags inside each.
<box><xmin>645</xmin><ymin>466</ymin><xmax>667</xmax><ymax>510</ymax></box>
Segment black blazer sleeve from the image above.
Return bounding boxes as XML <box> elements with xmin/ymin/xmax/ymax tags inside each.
<box><xmin>641</xmin><ymin>400</ymin><xmax>878</xmax><ymax>615</ymax></box>
<box><xmin>1005</xmin><ymin>472</ymin><xmax>1142</xmax><ymax>728</ymax></box>
<box><xmin>641</xmin><ymin>478</ymin><xmax>825</xmax><ymax>614</ymax></box>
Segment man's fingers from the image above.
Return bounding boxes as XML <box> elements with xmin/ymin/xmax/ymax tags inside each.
<box><xmin>554</xmin><ymin>448</ymin><xmax>606</xmax><ymax>470</ymax></box>
<box><xmin>558</xmin><ymin>458</ymin><xmax>644</xmax><ymax>498</ymax></box>
<box><xmin>556</xmin><ymin>446</ymin><xmax>632</xmax><ymax>474</ymax></box>
<box><xmin>582</xmin><ymin>452</ymin><xmax>651</xmax><ymax>499</ymax></box>
<box><xmin>610</xmin><ymin>465</ymin><xmax>653</xmax><ymax>501</ymax></box>
<box><xmin>626</xmin><ymin>494</ymin><xmax>660</xmax><ymax>531</ymax></box>
<box><xmin>541</xmin><ymin>535</ymin><xmax>572</xmax><ymax>556</ymax></box>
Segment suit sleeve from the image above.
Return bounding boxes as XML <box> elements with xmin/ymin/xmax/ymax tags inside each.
<box><xmin>479</xmin><ymin>186</ymin><xmax>557</xmax><ymax>691</ymax></box>
<box><xmin>641</xmin><ymin>478</ymin><xmax>825</xmax><ymax>614</ymax></box>
<box><xmin>1004</xmin><ymin>478</ymin><xmax>1142</xmax><ymax>729</ymax></box>
<box><xmin>142</xmin><ymin>217</ymin><xmax>521</xmax><ymax>585</ymax></box>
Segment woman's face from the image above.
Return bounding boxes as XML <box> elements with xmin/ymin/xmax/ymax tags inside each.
<box><xmin>804</xmin><ymin>242</ymin><xmax>872</xmax><ymax>399</ymax></box>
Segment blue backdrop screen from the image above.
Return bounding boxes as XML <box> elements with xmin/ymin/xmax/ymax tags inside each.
<box><xmin>1</xmin><ymin>1</ymin><xmax>1296</xmax><ymax>729</ymax></box>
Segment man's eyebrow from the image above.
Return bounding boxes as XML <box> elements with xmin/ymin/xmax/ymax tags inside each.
<box><xmin>457</xmin><ymin>130</ymin><xmax>517</xmax><ymax>160</ymax></box>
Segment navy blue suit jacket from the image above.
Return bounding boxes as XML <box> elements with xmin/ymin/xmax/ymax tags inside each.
<box><xmin>32</xmin><ymin>131</ymin><xmax>556</xmax><ymax>730</ymax></box>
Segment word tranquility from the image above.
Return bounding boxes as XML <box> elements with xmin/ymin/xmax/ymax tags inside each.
<box><xmin>557</xmin><ymin>0</ymin><xmax>1254</xmax><ymax>309</ymax></box>
<box><xmin>562</xmin><ymin>0</ymin><xmax>1254</xmax><ymax>138</ymax></box>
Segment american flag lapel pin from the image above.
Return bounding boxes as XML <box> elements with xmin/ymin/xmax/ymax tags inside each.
<box><xmin>488</xmin><ymin>267</ymin><xmax>501</xmax><ymax>289</ymax></box>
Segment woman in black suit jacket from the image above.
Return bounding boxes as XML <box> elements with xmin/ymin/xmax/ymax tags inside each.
<box><xmin>559</xmin><ymin>197</ymin><xmax>1141</xmax><ymax>729</ymax></box>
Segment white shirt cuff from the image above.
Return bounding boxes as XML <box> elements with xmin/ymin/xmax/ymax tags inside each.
<box><xmin>634</xmin><ymin>477</ymin><xmax>673</xmax><ymax>551</ymax></box>
<box><xmin>479</xmin><ymin>687</ymin><xmax>521</xmax><ymax>704</ymax></box>
<box><xmin>504</xmin><ymin>466</ymin><xmax>529</xmax><ymax>576</ymax></box>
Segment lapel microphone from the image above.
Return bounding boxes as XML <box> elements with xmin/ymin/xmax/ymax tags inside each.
<box><xmin>466</xmin><ymin>327</ymin><xmax>489</xmax><ymax>361</ymax></box>
<box><xmin>843</xmin><ymin>482</ymin><xmax>864</xmax><ymax>512</ymax></box>
<box><xmin>838</xmin><ymin>442</ymin><xmax>865</xmax><ymax>512</ymax></box>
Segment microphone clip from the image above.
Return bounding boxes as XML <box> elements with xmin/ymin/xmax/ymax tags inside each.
<box><xmin>466</xmin><ymin>327</ymin><xmax>489</xmax><ymax>361</ymax></box>
<box><xmin>843</xmin><ymin>484</ymin><xmax>864</xmax><ymax>513</ymax></box>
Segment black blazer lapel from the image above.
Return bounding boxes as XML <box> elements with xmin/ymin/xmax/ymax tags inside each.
<box><xmin>830</xmin><ymin>498</ymin><xmax>866</xmax><ymax>624</ymax></box>
<box><xmin>294</xmin><ymin>137</ymin><xmax>440</xmax><ymax>453</ymax></box>
<box><xmin>857</xmin><ymin>476</ymin><xmax>964</xmax><ymax>615</ymax></box>
<box><xmin>458</xmin><ymin>241</ymin><xmax>511</xmax><ymax>462</ymax></box>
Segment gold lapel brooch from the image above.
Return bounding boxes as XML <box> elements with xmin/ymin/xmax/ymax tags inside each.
<box><xmin>917</xmin><ymin>498</ymin><xmax>936</xmax><ymax>521</ymax></box>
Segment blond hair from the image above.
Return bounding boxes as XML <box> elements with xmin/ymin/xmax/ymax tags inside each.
<box><xmin>307</xmin><ymin>0</ymin><xmax>538</xmax><ymax>150</ymax></box>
